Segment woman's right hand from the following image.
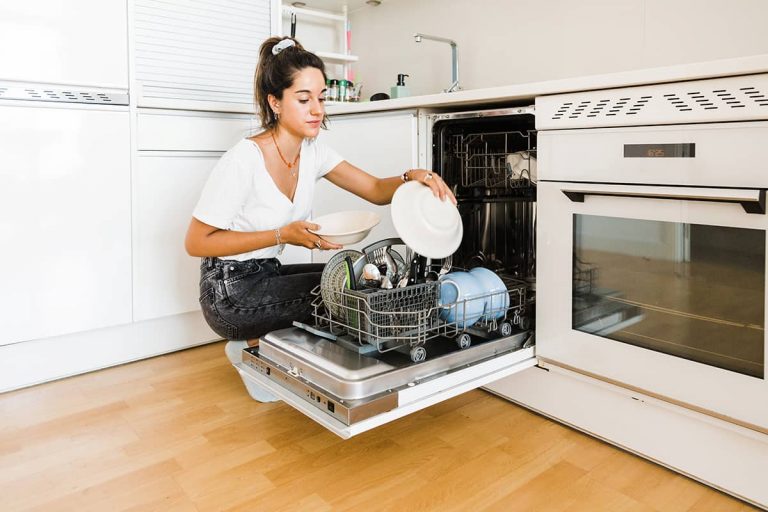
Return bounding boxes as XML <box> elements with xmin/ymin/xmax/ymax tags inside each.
<box><xmin>280</xmin><ymin>220</ymin><xmax>343</xmax><ymax>251</ymax></box>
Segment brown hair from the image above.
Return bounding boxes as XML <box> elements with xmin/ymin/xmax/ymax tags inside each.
<box><xmin>254</xmin><ymin>36</ymin><xmax>328</xmax><ymax>130</ymax></box>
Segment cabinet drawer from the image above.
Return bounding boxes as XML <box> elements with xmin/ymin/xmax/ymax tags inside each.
<box><xmin>137</xmin><ymin>112</ymin><xmax>253</xmax><ymax>151</ymax></box>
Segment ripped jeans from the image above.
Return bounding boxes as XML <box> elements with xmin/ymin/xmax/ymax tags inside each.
<box><xmin>198</xmin><ymin>257</ymin><xmax>324</xmax><ymax>341</ymax></box>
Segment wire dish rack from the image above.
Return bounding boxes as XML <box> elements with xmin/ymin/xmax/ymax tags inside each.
<box><xmin>310</xmin><ymin>269</ymin><xmax>528</xmax><ymax>363</ymax></box>
<box><xmin>449</xmin><ymin>129</ymin><xmax>537</xmax><ymax>189</ymax></box>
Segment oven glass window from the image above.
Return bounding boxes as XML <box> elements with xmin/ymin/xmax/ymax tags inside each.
<box><xmin>573</xmin><ymin>215</ymin><xmax>765</xmax><ymax>378</ymax></box>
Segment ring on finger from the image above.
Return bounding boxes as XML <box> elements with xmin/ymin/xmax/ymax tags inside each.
<box><xmin>424</xmin><ymin>173</ymin><xmax>433</xmax><ymax>181</ymax></box>
<box><xmin>315</xmin><ymin>240</ymin><xmax>322</xmax><ymax>249</ymax></box>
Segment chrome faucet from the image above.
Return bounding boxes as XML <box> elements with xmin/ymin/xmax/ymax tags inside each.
<box><xmin>414</xmin><ymin>32</ymin><xmax>460</xmax><ymax>93</ymax></box>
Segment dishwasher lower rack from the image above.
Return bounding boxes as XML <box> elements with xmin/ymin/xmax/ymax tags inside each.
<box><xmin>311</xmin><ymin>276</ymin><xmax>529</xmax><ymax>363</ymax></box>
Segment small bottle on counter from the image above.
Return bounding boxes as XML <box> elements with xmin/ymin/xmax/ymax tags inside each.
<box><xmin>326</xmin><ymin>78</ymin><xmax>341</xmax><ymax>101</ymax></box>
<box><xmin>350</xmin><ymin>82</ymin><xmax>362</xmax><ymax>102</ymax></box>
<box><xmin>390</xmin><ymin>74</ymin><xmax>410</xmax><ymax>99</ymax></box>
<box><xmin>327</xmin><ymin>79</ymin><xmax>339</xmax><ymax>102</ymax></box>
<box><xmin>338</xmin><ymin>79</ymin><xmax>349</xmax><ymax>102</ymax></box>
<box><xmin>345</xmin><ymin>81</ymin><xmax>355</xmax><ymax>102</ymax></box>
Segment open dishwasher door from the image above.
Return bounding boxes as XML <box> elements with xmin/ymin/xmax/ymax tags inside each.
<box><xmin>236</xmin><ymin>327</ymin><xmax>535</xmax><ymax>439</ymax></box>
<box><xmin>236</xmin><ymin>105</ymin><xmax>539</xmax><ymax>439</ymax></box>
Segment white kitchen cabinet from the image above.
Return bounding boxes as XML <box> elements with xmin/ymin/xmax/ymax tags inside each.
<box><xmin>313</xmin><ymin>110</ymin><xmax>418</xmax><ymax>262</ymax></box>
<box><xmin>0</xmin><ymin>103</ymin><xmax>132</xmax><ymax>345</ymax></box>
<box><xmin>0</xmin><ymin>1</ymin><xmax>128</xmax><ymax>87</ymax></box>
<box><xmin>133</xmin><ymin>111</ymin><xmax>255</xmax><ymax>321</ymax></box>
<box><xmin>133</xmin><ymin>153</ymin><xmax>220</xmax><ymax>321</ymax></box>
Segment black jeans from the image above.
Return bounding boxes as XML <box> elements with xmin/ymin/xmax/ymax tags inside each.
<box><xmin>199</xmin><ymin>257</ymin><xmax>324</xmax><ymax>340</ymax></box>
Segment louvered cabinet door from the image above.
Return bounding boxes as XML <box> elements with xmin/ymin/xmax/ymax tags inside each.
<box><xmin>131</xmin><ymin>0</ymin><xmax>272</xmax><ymax>112</ymax></box>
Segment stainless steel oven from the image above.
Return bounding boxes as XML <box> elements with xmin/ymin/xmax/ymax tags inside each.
<box><xmin>535</xmin><ymin>74</ymin><xmax>768</xmax><ymax>431</ymax></box>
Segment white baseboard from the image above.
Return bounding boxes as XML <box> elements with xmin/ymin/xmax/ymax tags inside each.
<box><xmin>0</xmin><ymin>311</ymin><xmax>220</xmax><ymax>393</ymax></box>
<box><xmin>484</xmin><ymin>364</ymin><xmax>768</xmax><ymax>509</ymax></box>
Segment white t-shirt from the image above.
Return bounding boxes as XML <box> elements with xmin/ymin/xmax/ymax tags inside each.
<box><xmin>193</xmin><ymin>137</ymin><xmax>344</xmax><ymax>261</ymax></box>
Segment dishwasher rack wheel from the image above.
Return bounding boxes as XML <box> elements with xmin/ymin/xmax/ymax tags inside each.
<box><xmin>497</xmin><ymin>321</ymin><xmax>513</xmax><ymax>337</ymax></box>
<box><xmin>456</xmin><ymin>333</ymin><xmax>472</xmax><ymax>349</ymax></box>
<box><xmin>410</xmin><ymin>346</ymin><xmax>427</xmax><ymax>363</ymax></box>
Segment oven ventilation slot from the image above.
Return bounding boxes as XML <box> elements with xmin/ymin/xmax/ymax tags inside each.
<box><xmin>550</xmin><ymin>85</ymin><xmax>768</xmax><ymax>120</ymax></box>
<box><xmin>552</xmin><ymin>96</ymin><xmax>653</xmax><ymax>120</ymax></box>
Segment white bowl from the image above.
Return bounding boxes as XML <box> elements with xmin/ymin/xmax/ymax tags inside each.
<box><xmin>391</xmin><ymin>181</ymin><xmax>462</xmax><ymax>259</ymax></box>
<box><xmin>469</xmin><ymin>267</ymin><xmax>509</xmax><ymax>320</ymax></box>
<box><xmin>310</xmin><ymin>210</ymin><xmax>381</xmax><ymax>245</ymax></box>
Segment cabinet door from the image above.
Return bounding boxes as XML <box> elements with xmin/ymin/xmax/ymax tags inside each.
<box><xmin>0</xmin><ymin>104</ymin><xmax>132</xmax><ymax>345</ymax></box>
<box><xmin>0</xmin><ymin>1</ymin><xmax>128</xmax><ymax>87</ymax></box>
<box><xmin>314</xmin><ymin>111</ymin><xmax>418</xmax><ymax>263</ymax></box>
<box><xmin>133</xmin><ymin>154</ymin><xmax>219</xmax><ymax>321</ymax></box>
<box><xmin>132</xmin><ymin>0</ymin><xmax>270</xmax><ymax>111</ymax></box>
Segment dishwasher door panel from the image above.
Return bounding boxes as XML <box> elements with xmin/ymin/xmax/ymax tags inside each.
<box><xmin>237</xmin><ymin>338</ymin><xmax>535</xmax><ymax>439</ymax></box>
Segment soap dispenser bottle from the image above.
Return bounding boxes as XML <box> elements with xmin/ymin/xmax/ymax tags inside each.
<box><xmin>390</xmin><ymin>74</ymin><xmax>410</xmax><ymax>99</ymax></box>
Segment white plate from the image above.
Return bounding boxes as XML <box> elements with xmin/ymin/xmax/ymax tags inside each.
<box><xmin>310</xmin><ymin>210</ymin><xmax>381</xmax><ymax>245</ymax></box>
<box><xmin>391</xmin><ymin>181</ymin><xmax>462</xmax><ymax>259</ymax></box>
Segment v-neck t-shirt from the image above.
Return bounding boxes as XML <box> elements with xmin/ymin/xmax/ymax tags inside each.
<box><xmin>192</xmin><ymin>137</ymin><xmax>344</xmax><ymax>261</ymax></box>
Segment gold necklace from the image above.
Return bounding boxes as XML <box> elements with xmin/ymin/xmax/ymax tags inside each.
<box><xmin>271</xmin><ymin>131</ymin><xmax>300</xmax><ymax>177</ymax></box>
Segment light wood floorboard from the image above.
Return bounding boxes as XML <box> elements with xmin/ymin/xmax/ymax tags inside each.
<box><xmin>0</xmin><ymin>341</ymin><xmax>757</xmax><ymax>511</ymax></box>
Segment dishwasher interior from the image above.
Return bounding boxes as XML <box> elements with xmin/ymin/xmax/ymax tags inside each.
<box><xmin>432</xmin><ymin>108</ymin><xmax>537</xmax><ymax>297</ymax></box>
<box><xmin>238</xmin><ymin>107</ymin><xmax>540</xmax><ymax>430</ymax></box>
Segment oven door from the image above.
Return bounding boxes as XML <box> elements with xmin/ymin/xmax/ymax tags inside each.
<box><xmin>537</xmin><ymin>180</ymin><xmax>768</xmax><ymax>430</ymax></box>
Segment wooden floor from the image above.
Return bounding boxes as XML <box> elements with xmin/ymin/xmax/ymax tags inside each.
<box><xmin>0</xmin><ymin>342</ymin><xmax>757</xmax><ymax>512</ymax></box>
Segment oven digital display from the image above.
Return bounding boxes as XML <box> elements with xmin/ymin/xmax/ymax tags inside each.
<box><xmin>623</xmin><ymin>143</ymin><xmax>695</xmax><ymax>158</ymax></box>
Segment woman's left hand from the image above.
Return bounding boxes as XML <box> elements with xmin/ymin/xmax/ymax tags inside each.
<box><xmin>406</xmin><ymin>169</ymin><xmax>457</xmax><ymax>205</ymax></box>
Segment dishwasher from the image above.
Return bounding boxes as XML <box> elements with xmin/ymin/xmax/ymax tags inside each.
<box><xmin>236</xmin><ymin>107</ymin><xmax>540</xmax><ymax>438</ymax></box>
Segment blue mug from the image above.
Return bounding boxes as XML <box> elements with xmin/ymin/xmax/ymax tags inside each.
<box><xmin>469</xmin><ymin>267</ymin><xmax>509</xmax><ymax>321</ymax></box>
<box><xmin>438</xmin><ymin>271</ymin><xmax>485</xmax><ymax>328</ymax></box>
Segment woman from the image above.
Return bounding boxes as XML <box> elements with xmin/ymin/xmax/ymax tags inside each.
<box><xmin>185</xmin><ymin>36</ymin><xmax>455</xmax><ymax>400</ymax></box>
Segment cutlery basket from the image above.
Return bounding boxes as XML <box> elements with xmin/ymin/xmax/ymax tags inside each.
<box><xmin>339</xmin><ymin>281</ymin><xmax>441</xmax><ymax>351</ymax></box>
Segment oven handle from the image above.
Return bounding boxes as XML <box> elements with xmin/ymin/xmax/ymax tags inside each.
<box><xmin>562</xmin><ymin>186</ymin><xmax>766</xmax><ymax>214</ymax></box>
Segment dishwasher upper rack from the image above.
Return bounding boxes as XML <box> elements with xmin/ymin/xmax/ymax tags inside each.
<box><xmin>448</xmin><ymin>129</ymin><xmax>537</xmax><ymax>190</ymax></box>
<box><xmin>310</xmin><ymin>269</ymin><xmax>529</xmax><ymax>363</ymax></box>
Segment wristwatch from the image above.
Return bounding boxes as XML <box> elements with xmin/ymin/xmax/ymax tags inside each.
<box><xmin>401</xmin><ymin>170</ymin><xmax>412</xmax><ymax>183</ymax></box>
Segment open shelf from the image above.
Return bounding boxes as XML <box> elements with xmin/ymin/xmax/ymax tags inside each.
<box><xmin>316</xmin><ymin>51</ymin><xmax>359</xmax><ymax>64</ymax></box>
<box><xmin>280</xmin><ymin>1</ymin><xmax>358</xmax><ymax>78</ymax></box>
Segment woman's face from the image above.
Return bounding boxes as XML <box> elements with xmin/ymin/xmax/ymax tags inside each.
<box><xmin>271</xmin><ymin>67</ymin><xmax>326</xmax><ymax>138</ymax></box>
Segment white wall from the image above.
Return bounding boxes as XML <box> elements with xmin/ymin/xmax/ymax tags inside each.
<box><xmin>349</xmin><ymin>0</ymin><xmax>768</xmax><ymax>99</ymax></box>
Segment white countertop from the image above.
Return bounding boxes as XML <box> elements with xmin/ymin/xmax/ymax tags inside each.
<box><xmin>327</xmin><ymin>54</ymin><xmax>768</xmax><ymax>116</ymax></box>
